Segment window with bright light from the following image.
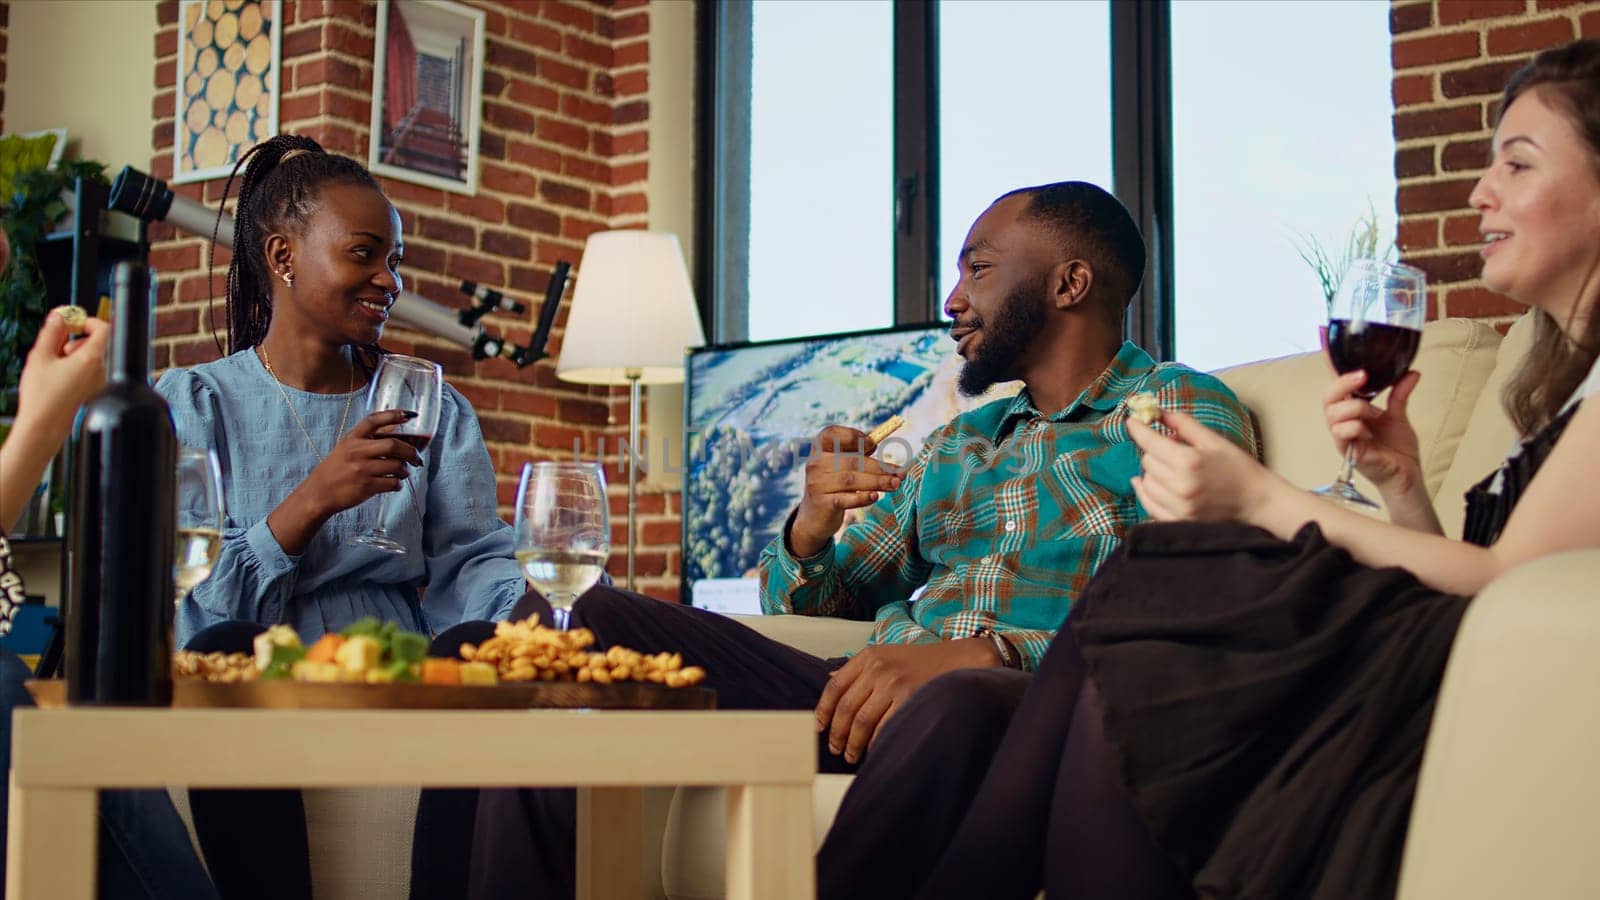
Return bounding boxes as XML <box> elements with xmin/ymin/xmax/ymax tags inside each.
<box><xmin>710</xmin><ymin>2</ymin><xmax>1396</xmax><ymax>362</ymax></box>
<box><xmin>938</xmin><ymin>0</ymin><xmax>1112</xmax><ymax>302</ymax></box>
<box><xmin>1171</xmin><ymin>0</ymin><xmax>1396</xmax><ymax>370</ymax></box>
<box><xmin>745</xmin><ymin>1</ymin><xmax>895</xmax><ymax>342</ymax></box>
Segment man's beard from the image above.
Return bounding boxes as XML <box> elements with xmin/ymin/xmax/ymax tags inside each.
<box><xmin>957</xmin><ymin>275</ymin><xmax>1049</xmax><ymax>397</ymax></box>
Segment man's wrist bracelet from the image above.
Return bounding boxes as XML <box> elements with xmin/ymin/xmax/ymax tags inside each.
<box><xmin>973</xmin><ymin>627</ymin><xmax>1022</xmax><ymax>670</ymax></box>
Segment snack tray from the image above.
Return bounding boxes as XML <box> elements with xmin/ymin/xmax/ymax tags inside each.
<box><xmin>25</xmin><ymin>679</ymin><xmax>716</xmax><ymax>711</ymax></box>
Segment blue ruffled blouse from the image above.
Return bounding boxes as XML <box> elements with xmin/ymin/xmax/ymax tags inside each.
<box><xmin>155</xmin><ymin>349</ymin><xmax>524</xmax><ymax>645</ymax></box>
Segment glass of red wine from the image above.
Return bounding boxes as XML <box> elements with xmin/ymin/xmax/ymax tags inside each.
<box><xmin>1312</xmin><ymin>259</ymin><xmax>1428</xmax><ymax>510</ymax></box>
<box><xmin>349</xmin><ymin>354</ymin><xmax>443</xmax><ymax>554</ymax></box>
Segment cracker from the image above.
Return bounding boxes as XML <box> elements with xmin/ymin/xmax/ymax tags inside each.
<box><xmin>55</xmin><ymin>305</ymin><xmax>89</xmax><ymax>335</ymax></box>
<box><xmin>1125</xmin><ymin>392</ymin><xmax>1160</xmax><ymax>426</ymax></box>
<box><xmin>867</xmin><ymin>414</ymin><xmax>905</xmax><ymax>445</ymax></box>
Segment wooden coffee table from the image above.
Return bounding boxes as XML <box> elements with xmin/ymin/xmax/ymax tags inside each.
<box><xmin>6</xmin><ymin>707</ymin><xmax>816</xmax><ymax>900</ymax></box>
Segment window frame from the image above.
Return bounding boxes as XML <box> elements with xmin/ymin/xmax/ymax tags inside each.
<box><xmin>696</xmin><ymin>0</ymin><xmax>1175</xmax><ymax>360</ymax></box>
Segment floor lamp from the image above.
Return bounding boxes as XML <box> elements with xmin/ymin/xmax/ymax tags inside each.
<box><xmin>556</xmin><ymin>231</ymin><xmax>705</xmax><ymax>591</ymax></box>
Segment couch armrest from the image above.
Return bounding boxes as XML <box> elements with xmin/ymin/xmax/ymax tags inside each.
<box><xmin>726</xmin><ymin>614</ymin><xmax>873</xmax><ymax>660</ymax></box>
<box><xmin>1398</xmin><ymin>549</ymin><xmax>1600</xmax><ymax>900</ymax></box>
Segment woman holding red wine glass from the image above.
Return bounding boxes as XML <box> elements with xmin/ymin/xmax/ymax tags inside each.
<box><xmin>1312</xmin><ymin>258</ymin><xmax>1428</xmax><ymax>509</ymax></box>
<box><xmin>152</xmin><ymin>134</ymin><xmax>537</xmax><ymax>900</ymax></box>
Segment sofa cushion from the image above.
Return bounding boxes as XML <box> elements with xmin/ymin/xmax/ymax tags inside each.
<box><xmin>169</xmin><ymin>786</ymin><xmax>421</xmax><ymax>900</ymax></box>
<box><xmin>1432</xmin><ymin>314</ymin><xmax>1530</xmax><ymax>539</ymax></box>
<box><xmin>725</xmin><ymin>613</ymin><xmax>875</xmax><ymax>660</ymax></box>
<box><xmin>661</xmin><ymin>775</ymin><xmax>853</xmax><ymax>900</ymax></box>
<box><xmin>1397</xmin><ymin>549</ymin><xmax>1600</xmax><ymax>899</ymax></box>
<box><xmin>303</xmin><ymin>788</ymin><xmax>419</xmax><ymax>899</ymax></box>
<box><xmin>1212</xmin><ymin>318</ymin><xmax>1503</xmax><ymax>525</ymax></box>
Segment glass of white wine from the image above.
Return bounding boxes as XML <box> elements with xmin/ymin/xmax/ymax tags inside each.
<box><xmin>514</xmin><ymin>461</ymin><xmax>610</xmax><ymax>629</ymax></box>
<box><xmin>174</xmin><ymin>446</ymin><xmax>224</xmax><ymax>607</ymax></box>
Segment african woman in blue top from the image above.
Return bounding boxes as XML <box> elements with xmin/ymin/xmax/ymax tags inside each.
<box><xmin>150</xmin><ymin>134</ymin><xmax>531</xmax><ymax>900</ymax></box>
<box><xmin>154</xmin><ymin>136</ymin><xmax>525</xmax><ymax>645</ymax></box>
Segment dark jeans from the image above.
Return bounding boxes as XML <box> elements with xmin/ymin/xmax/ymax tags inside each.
<box><xmin>183</xmin><ymin>597</ymin><xmax>556</xmax><ymax>900</ymax></box>
<box><xmin>466</xmin><ymin>586</ymin><xmax>1033</xmax><ymax>900</ymax></box>
<box><xmin>0</xmin><ymin>649</ymin><xmax>218</xmax><ymax>900</ymax></box>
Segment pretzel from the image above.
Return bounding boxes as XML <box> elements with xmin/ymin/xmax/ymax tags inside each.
<box><xmin>867</xmin><ymin>415</ymin><xmax>905</xmax><ymax>445</ymax></box>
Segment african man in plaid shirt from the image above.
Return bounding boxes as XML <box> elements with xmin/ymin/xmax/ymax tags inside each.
<box><xmin>468</xmin><ymin>183</ymin><xmax>1255</xmax><ymax>900</ymax></box>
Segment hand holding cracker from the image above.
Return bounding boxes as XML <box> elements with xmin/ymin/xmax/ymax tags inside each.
<box><xmin>790</xmin><ymin>420</ymin><xmax>908</xmax><ymax>557</ymax></box>
<box><xmin>15</xmin><ymin>307</ymin><xmax>110</xmax><ymax>426</ymax></box>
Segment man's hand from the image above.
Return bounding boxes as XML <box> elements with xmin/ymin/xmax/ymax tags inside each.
<box><xmin>814</xmin><ymin>638</ymin><xmax>998</xmax><ymax>765</ymax></box>
<box><xmin>789</xmin><ymin>425</ymin><xmax>904</xmax><ymax>557</ymax></box>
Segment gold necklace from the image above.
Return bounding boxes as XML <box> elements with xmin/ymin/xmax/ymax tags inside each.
<box><xmin>258</xmin><ymin>345</ymin><xmax>356</xmax><ymax>459</ymax></box>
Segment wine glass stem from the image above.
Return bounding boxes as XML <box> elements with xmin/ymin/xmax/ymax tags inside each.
<box><xmin>1337</xmin><ymin>444</ymin><xmax>1360</xmax><ymax>486</ymax></box>
<box><xmin>372</xmin><ymin>472</ymin><xmax>407</xmax><ymax>536</ymax></box>
<box><xmin>547</xmin><ymin>598</ymin><xmax>575</xmax><ymax>630</ymax></box>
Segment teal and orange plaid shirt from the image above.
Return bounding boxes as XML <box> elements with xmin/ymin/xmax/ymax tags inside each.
<box><xmin>758</xmin><ymin>341</ymin><xmax>1258</xmax><ymax>671</ymax></box>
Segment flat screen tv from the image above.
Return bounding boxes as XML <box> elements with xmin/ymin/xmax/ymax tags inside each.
<box><xmin>681</xmin><ymin>323</ymin><xmax>1017</xmax><ymax>614</ymax></box>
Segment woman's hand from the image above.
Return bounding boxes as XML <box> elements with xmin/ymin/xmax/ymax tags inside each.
<box><xmin>268</xmin><ymin>410</ymin><xmax>423</xmax><ymax>555</ymax></box>
<box><xmin>14</xmin><ymin>310</ymin><xmax>110</xmax><ymax>439</ymax></box>
<box><xmin>1</xmin><ymin>311</ymin><xmax>111</xmax><ymax>526</ymax></box>
<box><xmin>300</xmin><ymin>410</ymin><xmax>424</xmax><ymax>515</ymax></box>
<box><xmin>1323</xmin><ymin>369</ymin><xmax>1424</xmax><ymax>498</ymax></box>
<box><xmin>1128</xmin><ymin>410</ymin><xmax>1281</xmax><ymax>523</ymax></box>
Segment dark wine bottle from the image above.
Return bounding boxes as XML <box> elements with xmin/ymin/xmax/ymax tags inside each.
<box><xmin>65</xmin><ymin>262</ymin><xmax>177</xmax><ymax>705</ymax></box>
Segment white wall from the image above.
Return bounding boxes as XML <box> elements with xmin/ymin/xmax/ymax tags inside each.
<box><xmin>7</xmin><ymin>0</ymin><xmax>158</xmax><ymax>170</ymax></box>
<box><xmin>645</xmin><ymin>0</ymin><xmax>696</xmax><ymax>489</ymax></box>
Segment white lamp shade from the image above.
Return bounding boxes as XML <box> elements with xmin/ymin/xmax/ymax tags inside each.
<box><xmin>556</xmin><ymin>231</ymin><xmax>705</xmax><ymax>386</ymax></box>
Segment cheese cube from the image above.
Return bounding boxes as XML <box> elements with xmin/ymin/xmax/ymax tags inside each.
<box><xmin>335</xmin><ymin>635</ymin><xmax>382</xmax><ymax>674</ymax></box>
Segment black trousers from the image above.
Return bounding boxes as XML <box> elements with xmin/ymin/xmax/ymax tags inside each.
<box><xmin>467</xmin><ymin>586</ymin><xmax>1032</xmax><ymax>900</ymax></box>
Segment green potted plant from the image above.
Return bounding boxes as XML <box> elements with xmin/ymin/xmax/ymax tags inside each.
<box><xmin>0</xmin><ymin>157</ymin><xmax>107</xmax><ymax>418</ymax></box>
<box><xmin>0</xmin><ymin>148</ymin><xmax>107</xmax><ymax>536</ymax></box>
<box><xmin>1294</xmin><ymin>203</ymin><xmax>1395</xmax><ymax>317</ymax></box>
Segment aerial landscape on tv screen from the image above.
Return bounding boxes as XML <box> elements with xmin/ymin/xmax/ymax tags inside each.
<box><xmin>684</xmin><ymin>326</ymin><xmax>1014</xmax><ymax>592</ymax></box>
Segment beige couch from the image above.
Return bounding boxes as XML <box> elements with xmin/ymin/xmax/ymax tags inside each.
<box><xmin>176</xmin><ymin>315</ymin><xmax>1600</xmax><ymax>899</ymax></box>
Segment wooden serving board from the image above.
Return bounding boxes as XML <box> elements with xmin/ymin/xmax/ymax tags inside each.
<box><xmin>25</xmin><ymin>679</ymin><xmax>716</xmax><ymax>711</ymax></box>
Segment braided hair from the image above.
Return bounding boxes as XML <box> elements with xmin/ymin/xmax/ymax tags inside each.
<box><xmin>209</xmin><ymin>134</ymin><xmax>387</xmax><ymax>362</ymax></box>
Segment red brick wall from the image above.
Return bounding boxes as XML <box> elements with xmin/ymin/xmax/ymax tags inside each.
<box><xmin>148</xmin><ymin>0</ymin><xmax>682</xmax><ymax>600</ymax></box>
<box><xmin>1392</xmin><ymin>0</ymin><xmax>1600</xmax><ymax>325</ymax></box>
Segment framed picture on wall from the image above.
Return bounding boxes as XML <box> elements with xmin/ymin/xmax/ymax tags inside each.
<box><xmin>369</xmin><ymin>0</ymin><xmax>486</xmax><ymax>195</ymax></box>
<box><xmin>173</xmin><ymin>0</ymin><xmax>281</xmax><ymax>183</ymax></box>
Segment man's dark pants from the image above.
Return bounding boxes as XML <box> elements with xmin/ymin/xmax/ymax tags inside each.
<box><xmin>466</xmin><ymin>586</ymin><xmax>1030</xmax><ymax>900</ymax></box>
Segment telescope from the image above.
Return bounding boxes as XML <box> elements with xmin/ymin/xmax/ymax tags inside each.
<box><xmin>107</xmin><ymin>166</ymin><xmax>565</xmax><ymax>367</ymax></box>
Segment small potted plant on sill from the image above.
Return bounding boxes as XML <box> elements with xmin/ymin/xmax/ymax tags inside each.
<box><xmin>1294</xmin><ymin>203</ymin><xmax>1396</xmax><ymax>345</ymax></box>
